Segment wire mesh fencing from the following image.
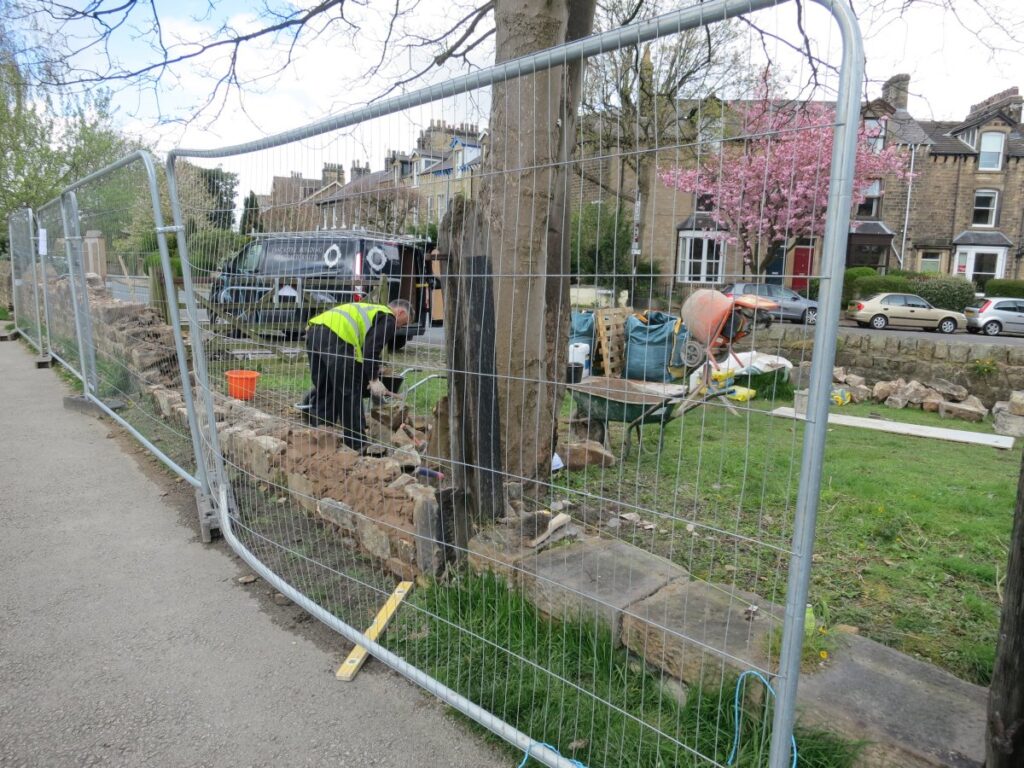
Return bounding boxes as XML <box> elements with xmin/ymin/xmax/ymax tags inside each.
<box><xmin>5</xmin><ymin>0</ymin><xmax>869</xmax><ymax>765</ymax></box>
<box><xmin>62</xmin><ymin>152</ymin><xmax>207</xmax><ymax>490</ymax></box>
<box><xmin>8</xmin><ymin>206</ymin><xmax>45</xmax><ymax>352</ymax></box>
<box><xmin>36</xmin><ymin>197</ymin><xmax>83</xmax><ymax>377</ymax></box>
<box><xmin>159</xmin><ymin>1</ymin><xmax>865</xmax><ymax>766</ymax></box>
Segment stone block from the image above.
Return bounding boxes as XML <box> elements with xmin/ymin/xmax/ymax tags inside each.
<box><xmin>938</xmin><ymin>400</ymin><xmax>986</xmax><ymax>423</ymax></box>
<box><xmin>873</xmin><ymin>379</ymin><xmax>904</xmax><ymax>402</ymax></box>
<box><xmin>947</xmin><ymin>344</ymin><xmax>969</xmax><ymax>363</ymax></box>
<box><xmin>357</xmin><ymin>517</ymin><xmax>392</xmax><ymax>561</ymax></box>
<box><xmin>468</xmin><ymin>526</ymin><xmax>534</xmax><ymax>582</ymax></box>
<box><xmin>1008</xmin><ymin>348</ymin><xmax>1024</xmax><ymax>367</ymax></box>
<box><xmin>316</xmin><ymin>497</ymin><xmax>358</xmax><ymax>534</ymax></box>
<box><xmin>903</xmin><ymin>380</ymin><xmax>932</xmax><ymax>406</ymax></box>
<box><xmin>994</xmin><ymin>410</ymin><xmax>1024</xmax><ymax>438</ymax></box>
<box><xmin>564</xmin><ymin>441</ymin><xmax>617</xmax><ymax>470</ymax></box>
<box><xmin>849</xmin><ymin>384</ymin><xmax>872</xmax><ymax>404</ymax></box>
<box><xmin>1009</xmin><ymin>390</ymin><xmax>1024</xmax><ymax>417</ymax></box>
<box><xmin>844</xmin><ymin>373</ymin><xmax>866</xmax><ymax>388</ymax></box>
<box><xmin>931</xmin><ymin>342</ymin><xmax>948</xmax><ymax>360</ymax></box>
<box><xmin>915</xmin><ymin>340</ymin><xmax>935</xmax><ymax>360</ymax></box>
<box><xmin>927</xmin><ymin>378</ymin><xmax>968</xmax><ymax>402</ymax></box>
<box><xmin>286</xmin><ymin>471</ymin><xmax>318</xmax><ymax>513</ymax></box>
<box><xmin>519</xmin><ymin>538</ymin><xmax>685</xmax><ymax>641</ymax></box>
<box><xmin>797</xmin><ymin>633</ymin><xmax>984</xmax><ymax>768</ymax></box>
<box><xmin>409</xmin><ymin>487</ymin><xmax>446</xmax><ymax>576</ymax></box>
<box><xmin>885</xmin><ymin>394</ymin><xmax>909</xmax><ymax>410</ymax></box>
<box><xmin>832</xmin><ymin>366</ymin><xmax>846</xmax><ymax>383</ymax></box>
<box><xmin>921</xmin><ymin>391</ymin><xmax>944</xmax><ymax>413</ymax></box>
<box><xmin>898</xmin><ymin>337</ymin><xmax>918</xmax><ymax>354</ymax></box>
<box><xmin>621</xmin><ymin>579</ymin><xmax>779</xmax><ymax>687</ymax></box>
<box><xmin>789</xmin><ymin>363</ymin><xmax>812</xmax><ymax>390</ymax></box>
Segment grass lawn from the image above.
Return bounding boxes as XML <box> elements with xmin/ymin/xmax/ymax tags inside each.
<box><xmin>557</xmin><ymin>398</ymin><xmax>1017</xmax><ymax>686</ymax></box>
<box><xmin>384</xmin><ymin>572</ymin><xmax>858</xmax><ymax>768</ymax></box>
<box><xmin>192</xmin><ymin>335</ymin><xmax>1017</xmax><ymax>685</ymax></box>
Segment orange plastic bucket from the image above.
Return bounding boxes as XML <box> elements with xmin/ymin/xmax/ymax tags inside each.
<box><xmin>226</xmin><ymin>369</ymin><xmax>260</xmax><ymax>400</ymax></box>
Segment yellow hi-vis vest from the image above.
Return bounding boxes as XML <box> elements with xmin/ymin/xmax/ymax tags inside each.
<box><xmin>308</xmin><ymin>303</ymin><xmax>394</xmax><ymax>363</ymax></box>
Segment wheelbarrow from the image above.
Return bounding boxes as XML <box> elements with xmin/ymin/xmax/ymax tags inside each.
<box><xmin>566</xmin><ymin>376</ymin><xmax>722</xmax><ymax>461</ymax></box>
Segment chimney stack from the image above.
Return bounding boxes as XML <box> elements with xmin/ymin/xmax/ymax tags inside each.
<box><xmin>882</xmin><ymin>74</ymin><xmax>910</xmax><ymax>111</ymax></box>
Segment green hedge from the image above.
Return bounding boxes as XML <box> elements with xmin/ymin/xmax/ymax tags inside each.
<box><xmin>907</xmin><ymin>276</ymin><xmax>975</xmax><ymax>312</ymax></box>
<box><xmin>851</xmin><ymin>275</ymin><xmax>910</xmax><ymax>298</ymax></box>
<box><xmin>983</xmin><ymin>279</ymin><xmax>1024</xmax><ymax>298</ymax></box>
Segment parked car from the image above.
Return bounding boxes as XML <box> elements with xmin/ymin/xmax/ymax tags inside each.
<box><xmin>964</xmin><ymin>297</ymin><xmax>1024</xmax><ymax>336</ymax></box>
<box><xmin>846</xmin><ymin>293</ymin><xmax>965</xmax><ymax>333</ymax></box>
<box><xmin>209</xmin><ymin>230</ymin><xmax>435</xmax><ymax>348</ymax></box>
<box><xmin>720</xmin><ymin>282</ymin><xmax>817</xmax><ymax>325</ymax></box>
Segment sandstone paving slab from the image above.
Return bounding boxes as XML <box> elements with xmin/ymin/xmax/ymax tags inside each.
<box><xmin>797</xmin><ymin>633</ymin><xmax>985</xmax><ymax>768</ymax></box>
<box><xmin>518</xmin><ymin>538</ymin><xmax>685</xmax><ymax>639</ymax></box>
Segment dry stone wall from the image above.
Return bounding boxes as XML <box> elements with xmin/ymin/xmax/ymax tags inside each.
<box><xmin>0</xmin><ymin>261</ymin><xmax>12</xmax><ymax>310</ymax></box>
<box><xmin>750</xmin><ymin>325</ymin><xmax>1024</xmax><ymax>407</ymax></box>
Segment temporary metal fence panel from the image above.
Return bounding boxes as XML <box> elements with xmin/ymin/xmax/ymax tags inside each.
<box><xmin>61</xmin><ymin>151</ymin><xmax>208</xmax><ymax>492</ymax></box>
<box><xmin>36</xmin><ymin>197</ymin><xmax>82</xmax><ymax>378</ymax></box>
<box><xmin>143</xmin><ymin>1</ymin><xmax>864</xmax><ymax>767</ymax></box>
<box><xmin>9</xmin><ymin>206</ymin><xmax>45</xmax><ymax>352</ymax></box>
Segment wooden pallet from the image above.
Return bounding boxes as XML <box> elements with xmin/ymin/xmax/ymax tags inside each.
<box><xmin>592</xmin><ymin>307</ymin><xmax>631</xmax><ymax>377</ymax></box>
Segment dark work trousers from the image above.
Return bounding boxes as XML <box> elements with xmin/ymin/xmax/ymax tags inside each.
<box><xmin>305</xmin><ymin>324</ymin><xmax>368</xmax><ymax>451</ymax></box>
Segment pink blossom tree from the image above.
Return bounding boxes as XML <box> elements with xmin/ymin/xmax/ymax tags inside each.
<box><xmin>659</xmin><ymin>97</ymin><xmax>910</xmax><ymax>274</ymax></box>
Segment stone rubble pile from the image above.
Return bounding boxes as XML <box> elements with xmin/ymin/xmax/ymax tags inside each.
<box><xmin>832</xmin><ymin>366</ymin><xmax>1024</xmax><ymax>436</ymax></box>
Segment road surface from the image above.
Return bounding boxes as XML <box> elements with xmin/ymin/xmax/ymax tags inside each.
<box><xmin>0</xmin><ymin>341</ymin><xmax>504</xmax><ymax>768</ymax></box>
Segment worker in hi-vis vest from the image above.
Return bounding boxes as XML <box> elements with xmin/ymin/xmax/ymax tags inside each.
<box><xmin>304</xmin><ymin>299</ymin><xmax>412</xmax><ymax>450</ymax></box>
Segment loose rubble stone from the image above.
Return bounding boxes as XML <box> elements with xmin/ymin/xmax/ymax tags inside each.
<box><xmin>994</xmin><ymin>409</ymin><xmax>1024</xmax><ymax>438</ymax></box>
<box><xmin>928</xmin><ymin>378</ymin><xmax>968</xmax><ymax>402</ymax></box>
<box><xmin>1009</xmin><ymin>391</ymin><xmax>1024</xmax><ymax>417</ymax></box>
<box><xmin>849</xmin><ymin>384</ymin><xmax>872</xmax><ymax>403</ymax></box>
<box><xmin>844</xmin><ymin>373</ymin><xmax>866</xmax><ymax>388</ymax></box>
<box><xmin>921</xmin><ymin>391</ymin><xmax>945</xmax><ymax>413</ymax></box>
<box><xmin>564</xmin><ymin>440</ymin><xmax>617</xmax><ymax>470</ymax></box>
<box><xmin>832</xmin><ymin>366</ymin><xmax>847</xmax><ymax>383</ymax></box>
<box><xmin>873</xmin><ymin>378</ymin><xmax>904</xmax><ymax>402</ymax></box>
<box><xmin>938</xmin><ymin>400</ymin><xmax>987</xmax><ymax>423</ymax></box>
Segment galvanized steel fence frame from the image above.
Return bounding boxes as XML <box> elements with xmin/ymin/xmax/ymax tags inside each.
<box><xmin>7</xmin><ymin>1</ymin><xmax>865</xmax><ymax>765</ymax></box>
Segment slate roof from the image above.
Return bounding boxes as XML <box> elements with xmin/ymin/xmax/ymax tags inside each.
<box><xmin>885</xmin><ymin>109</ymin><xmax>932</xmax><ymax>146</ymax></box>
<box><xmin>952</xmin><ymin>231</ymin><xmax>1014</xmax><ymax>247</ymax></box>
<box><xmin>676</xmin><ymin>212</ymin><xmax>726</xmax><ymax>231</ymax></box>
<box><xmin>917</xmin><ymin>121</ymin><xmax>975</xmax><ymax>155</ymax></box>
<box><xmin>850</xmin><ymin>221</ymin><xmax>895</xmax><ymax>236</ymax></box>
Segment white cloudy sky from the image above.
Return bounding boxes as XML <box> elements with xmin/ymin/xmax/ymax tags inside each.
<box><xmin>67</xmin><ymin>0</ymin><xmax>1022</xmax><ymax>197</ymax></box>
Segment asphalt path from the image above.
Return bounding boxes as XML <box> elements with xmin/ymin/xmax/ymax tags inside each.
<box><xmin>0</xmin><ymin>340</ymin><xmax>504</xmax><ymax>768</ymax></box>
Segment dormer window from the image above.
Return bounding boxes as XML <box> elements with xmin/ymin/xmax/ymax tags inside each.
<box><xmin>979</xmin><ymin>132</ymin><xmax>1005</xmax><ymax>171</ymax></box>
<box><xmin>960</xmin><ymin>127</ymin><xmax>977</xmax><ymax>149</ymax></box>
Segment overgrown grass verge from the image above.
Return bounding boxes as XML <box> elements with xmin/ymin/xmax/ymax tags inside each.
<box><xmin>383</xmin><ymin>572</ymin><xmax>859</xmax><ymax>768</ymax></box>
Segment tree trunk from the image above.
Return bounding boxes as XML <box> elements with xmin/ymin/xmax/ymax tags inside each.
<box><xmin>484</xmin><ymin>0</ymin><xmax>597</xmax><ymax>490</ymax></box>
<box><xmin>986</xmin><ymin>446</ymin><xmax>1024</xmax><ymax>766</ymax></box>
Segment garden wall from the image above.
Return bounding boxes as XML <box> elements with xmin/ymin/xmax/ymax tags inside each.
<box><xmin>750</xmin><ymin>325</ymin><xmax>1024</xmax><ymax>407</ymax></box>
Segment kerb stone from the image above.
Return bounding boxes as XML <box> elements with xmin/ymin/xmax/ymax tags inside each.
<box><xmin>798</xmin><ymin>633</ymin><xmax>985</xmax><ymax>768</ymax></box>
<box><xmin>519</xmin><ymin>538</ymin><xmax>684</xmax><ymax>641</ymax></box>
<box><xmin>621</xmin><ymin>579</ymin><xmax>778</xmax><ymax>687</ymax></box>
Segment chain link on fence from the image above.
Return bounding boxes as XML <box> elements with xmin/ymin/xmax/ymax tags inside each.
<box><xmin>8</xmin><ymin>1</ymin><xmax>865</xmax><ymax>765</ymax></box>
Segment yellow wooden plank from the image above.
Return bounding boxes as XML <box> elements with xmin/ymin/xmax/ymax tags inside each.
<box><xmin>336</xmin><ymin>581</ymin><xmax>414</xmax><ymax>681</ymax></box>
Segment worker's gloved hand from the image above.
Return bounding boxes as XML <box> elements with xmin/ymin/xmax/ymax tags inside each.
<box><xmin>367</xmin><ymin>379</ymin><xmax>391</xmax><ymax>402</ymax></box>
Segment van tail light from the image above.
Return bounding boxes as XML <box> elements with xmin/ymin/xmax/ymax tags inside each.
<box><xmin>978</xmin><ymin>300</ymin><xmax>992</xmax><ymax>312</ymax></box>
<box><xmin>354</xmin><ymin>251</ymin><xmax>363</xmax><ymax>278</ymax></box>
<box><xmin>353</xmin><ymin>292</ymin><xmax>364</xmax><ymax>302</ymax></box>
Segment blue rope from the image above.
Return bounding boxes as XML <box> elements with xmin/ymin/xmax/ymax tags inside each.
<box><xmin>516</xmin><ymin>742</ymin><xmax>589</xmax><ymax>768</ymax></box>
<box><xmin>726</xmin><ymin>670</ymin><xmax>798</xmax><ymax>768</ymax></box>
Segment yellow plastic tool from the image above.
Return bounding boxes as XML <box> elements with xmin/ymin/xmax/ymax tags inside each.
<box><xmin>336</xmin><ymin>581</ymin><xmax>414</xmax><ymax>681</ymax></box>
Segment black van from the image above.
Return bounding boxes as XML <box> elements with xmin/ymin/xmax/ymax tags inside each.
<box><xmin>208</xmin><ymin>230</ymin><xmax>433</xmax><ymax>348</ymax></box>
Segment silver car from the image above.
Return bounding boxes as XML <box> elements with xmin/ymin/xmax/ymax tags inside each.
<box><xmin>720</xmin><ymin>282</ymin><xmax>818</xmax><ymax>324</ymax></box>
<box><xmin>965</xmin><ymin>297</ymin><xmax>1024</xmax><ymax>336</ymax></box>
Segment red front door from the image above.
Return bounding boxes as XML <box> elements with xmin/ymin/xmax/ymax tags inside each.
<box><xmin>791</xmin><ymin>246</ymin><xmax>813</xmax><ymax>290</ymax></box>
